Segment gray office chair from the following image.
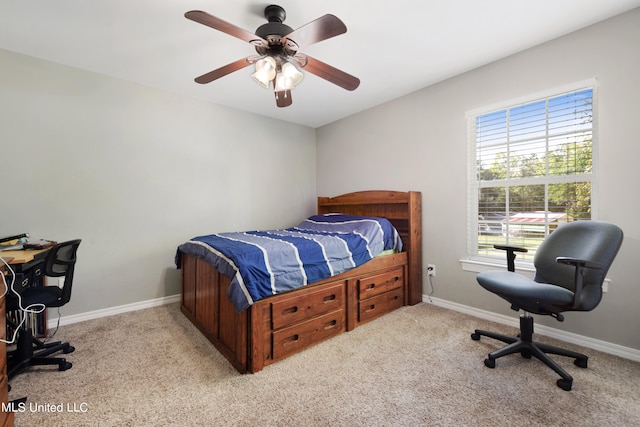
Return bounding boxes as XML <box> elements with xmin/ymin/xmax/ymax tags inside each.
<box><xmin>471</xmin><ymin>221</ymin><xmax>623</xmax><ymax>391</ymax></box>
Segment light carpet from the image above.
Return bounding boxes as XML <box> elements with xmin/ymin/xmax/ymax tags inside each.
<box><xmin>7</xmin><ymin>302</ymin><xmax>640</xmax><ymax>426</ymax></box>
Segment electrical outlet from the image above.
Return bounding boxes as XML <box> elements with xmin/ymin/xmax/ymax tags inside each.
<box><xmin>427</xmin><ymin>264</ymin><xmax>436</xmax><ymax>277</ymax></box>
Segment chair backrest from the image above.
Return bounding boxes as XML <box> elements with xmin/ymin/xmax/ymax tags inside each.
<box><xmin>533</xmin><ymin>221</ymin><xmax>623</xmax><ymax>311</ymax></box>
<box><xmin>44</xmin><ymin>239</ymin><xmax>81</xmax><ymax>306</ymax></box>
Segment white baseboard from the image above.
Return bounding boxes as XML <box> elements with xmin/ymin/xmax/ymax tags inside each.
<box><xmin>47</xmin><ymin>294</ymin><xmax>181</xmax><ymax>329</ymax></box>
<box><xmin>426</xmin><ymin>295</ymin><xmax>640</xmax><ymax>363</ymax></box>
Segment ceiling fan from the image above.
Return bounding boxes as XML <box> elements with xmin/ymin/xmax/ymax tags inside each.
<box><xmin>185</xmin><ymin>5</ymin><xmax>360</xmax><ymax>107</ymax></box>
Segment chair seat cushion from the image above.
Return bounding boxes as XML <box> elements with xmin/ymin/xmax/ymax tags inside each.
<box><xmin>477</xmin><ymin>270</ymin><xmax>574</xmax><ymax>314</ymax></box>
<box><xmin>14</xmin><ymin>286</ymin><xmax>64</xmax><ymax>309</ymax></box>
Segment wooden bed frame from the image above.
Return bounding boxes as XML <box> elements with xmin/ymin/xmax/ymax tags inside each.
<box><xmin>180</xmin><ymin>190</ymin><xmax>422</xmax><ymax>373</ymax></box>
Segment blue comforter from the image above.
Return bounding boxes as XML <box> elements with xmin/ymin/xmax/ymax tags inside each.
<box><xmin>176</xmin><ymin>214</ymin><xmax>402</xmax><ymax>312</ymax></box>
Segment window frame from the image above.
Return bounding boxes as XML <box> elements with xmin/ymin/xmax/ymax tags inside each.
<box><xmin>462</xmin><ymin>79</ymin><xmax>598</xmax><ymax>273</ymax></box>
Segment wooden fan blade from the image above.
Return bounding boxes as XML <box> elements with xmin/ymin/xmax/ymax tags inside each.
<box><xmin>275</xmin><ymin>90</ymin><xmax>293</xmax><ymax>108</ymax></box>
<box><xmin>282</xmin><ymin>14</ymin><xmax>347</xmax><ymax>51</ymax></box>
<box><xmin>195</xmin><ymin>57</ymin><xmax>254</xmax><ymax>84</ymax></box>
<box><xmin>297</xmin><ymin>55</ymin><xmax>360</xmax><ymax>91</ymax></box>
<box><xmin>185</xmin><ymin>10</ymin><xmax>267</xmax><ymax>47</ymax></box>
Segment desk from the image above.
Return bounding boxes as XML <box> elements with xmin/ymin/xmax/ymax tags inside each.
<box><xmin>1</xmin><ymin>247</ymin><xmax>50</xmax><ymax>346</ymax></box>
<box><xmin>1</xmin><ymin>249</ymin><xmax>49</xmax><ymax>300</ymax></box>
<box><xmin>1</xmin><ymin>248</ymin><xmax>49</xmax><ymax>265</ymax></box>
<box><xmin>0</xmin><ymin>250</ymin><xmax>47</xmax><ymax>427</ymax></box>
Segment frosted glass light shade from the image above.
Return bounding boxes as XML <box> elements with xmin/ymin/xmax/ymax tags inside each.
<box><xmin>251</xmin><ymin>56</ymin><xmax>277</xmax><ymax>88</ymax></box>
<box><xmin>274</xmin><ymin>62</ymin><xmax>304</xmax><ymax>91</ymax></box>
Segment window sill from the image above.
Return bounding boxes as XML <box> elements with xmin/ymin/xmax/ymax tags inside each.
<box><xmin>460</xmin><ymin>257</ymin><xmax>535</xmax><ymax>278</ymax></box>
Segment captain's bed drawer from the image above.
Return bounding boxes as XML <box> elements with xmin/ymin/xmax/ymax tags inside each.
<box><xmin>272</xmin><ymin>309</ymin><xmax>346</xmax><ymax>360</ymax></box>
<box><xmin>270</xmin><ymin>282</ymin><xmax>346</xmax><ymax>330</ymax></box>
<box><xmin>356</xmin><ymin>267</ymin><xmax>404</xmax><ymax>300</ymax></box>
<box><xmin>358</xmin><ymin>286</ymin><xmax>404</xmax><ymax>324</ymax></box>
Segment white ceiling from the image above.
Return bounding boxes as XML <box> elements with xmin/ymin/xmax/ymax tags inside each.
<box><xmin>2</xmin><ymin>1</ymin><xmax>639</xmax><ymax>128</ymax></box>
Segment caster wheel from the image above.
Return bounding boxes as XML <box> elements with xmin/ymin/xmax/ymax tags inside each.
<box><xmin>484</xmin><ymin>358</ymin><xmax>495</xmax><ymax>368</ymax></box>
<box><xmin>556</xmin><ymin>378</ymin><xmax>572</xmax><ymax>391</ymax></box>
<box><xmin>63</xmin><ymin>345</ymin><xmax>75</xmax><ymax>354</ymax></box>
<box><xmin>521</xmin><ymin>350</ymin><xmax>532</xmax><ymax>359</ymax></box>
<box><xmin>574</xmin><ymin>357</ymin><xmax>588</xmax><ymax>368</ymax></box>
<box><xmin>471</xmin><ymin>332</ymin><xmax>481</xmax><ymax>341</ymax></box>
<box><xmin>59</xmin><ymin>361</ymin><xmax>73</xmax><ymax>371</ymax></box>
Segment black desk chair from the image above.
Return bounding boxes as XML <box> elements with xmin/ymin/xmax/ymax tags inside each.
<box><xmin>7</xmin><ymin>239</ymin><xmax>81</xmax><ymax>379</ymax></box>
<box><xmin>470</xmin><ymin>221</ymin><xmax>623</xmax><ymax>391</ymax></box>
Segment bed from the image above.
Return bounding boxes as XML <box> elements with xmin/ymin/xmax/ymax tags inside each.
<box><xmin>177</xmin><ymin>190</ymin><xmax>422</xmax><ymax>373</ymax></box>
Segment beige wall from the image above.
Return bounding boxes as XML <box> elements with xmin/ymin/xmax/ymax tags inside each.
<box><xmin>317</xmin><ymin>9</ymin><xmax>640</xmax><ymax>349</ymax></box>
<box><xmin>0</xmin><ymin>49</ymin><xmax>317</xmax><ymax>314</ymax></box>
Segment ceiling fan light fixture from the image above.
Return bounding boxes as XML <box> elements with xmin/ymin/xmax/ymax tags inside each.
<box><xmin>274</xmin><ymin>61</ymin><xmax>304</xmax><ymax>92</ymax></box>
<box><xmin>186</xmin><ymin>7</ymin><xmax>359</xmax><ymax>106</ymax></box>
<box><xmin>251</xmin><ymin>56</ymin><xmax>277</xmax><ymax>89</ymax></box>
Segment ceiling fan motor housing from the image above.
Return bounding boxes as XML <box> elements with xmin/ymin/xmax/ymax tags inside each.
<box><xmin>255</xmin><ymin>5</ymin><xmax>294</xmax><ymax>55</ymax></box>
<box><xmin>255</xmin><ymin>22</ymin><xmax>293</xmax><ymax>39</ymax></box>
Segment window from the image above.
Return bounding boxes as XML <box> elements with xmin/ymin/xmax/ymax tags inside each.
<box><xmin>467</xmin><ymin>85</ymin><xmax>594</xmax><ymax>264</ymax></box>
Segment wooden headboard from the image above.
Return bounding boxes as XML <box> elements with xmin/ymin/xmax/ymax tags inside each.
<box><xmin>317</xmin><ymin>190</ymin><xmax>423</xmax><ymax>305</ymax></box>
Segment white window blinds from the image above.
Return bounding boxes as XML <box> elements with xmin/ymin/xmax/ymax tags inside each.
<box><xmin>469</xmin><ymin>86</ymin><xmax>594</xmax><ymax>261</ymax></box>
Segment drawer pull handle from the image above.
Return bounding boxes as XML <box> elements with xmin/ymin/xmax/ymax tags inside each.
<box><xmin>283</xmin><ymin>334</ymin><xmax>300</xmax><ymax>346</ymax></box>
<box><xmin>323</xmin><ymin>294</ymin><xmax>337</xmax><ymax>303</ymax></box>
<box><xmin>364</xmin><ymin>304</ymin><xmax>376</xmax><ymax>313</ymax></box>
<box><xmin>365</xmin><ymin>283</ymin><xmax>375</xmax><ymax>290</ymax></box>
<box><xmin>282</xmin><ymin>306</ymin><xmax>298</xmax><ymax>316</ymax></box>
<box><xmin>324</xmin><ymin>320</ymin><xmax>338</xmax><ymax>330</ymax></box>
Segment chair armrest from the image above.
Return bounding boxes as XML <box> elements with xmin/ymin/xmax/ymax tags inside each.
<box><xmin>556</xmin><ymin>257</ymin><xmax>604</xmax><ymax>270</ymax></box>
<box><xmin>493</xmin><ymin>245</ymin><xmax>528</xmax><ymax>272</ymax></box>
<box><xmin>555</xmin><ymin>257</ymin><xmax>604</xmax><ymax>308</ymax></box>
<box><xmin>494</xmin><ymin>244</ymin><xmax>528</xmax><ymax>253</ymax></box>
